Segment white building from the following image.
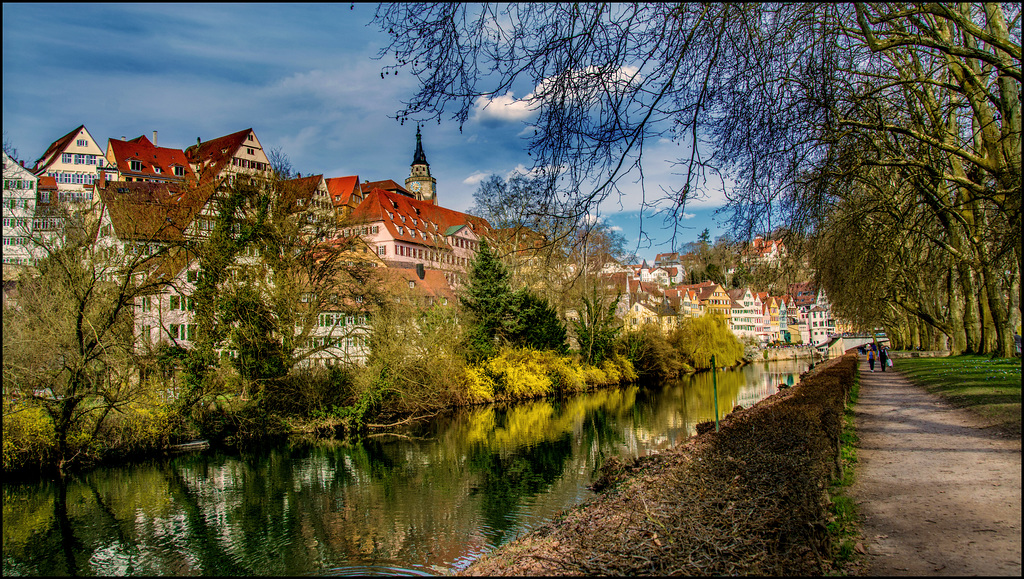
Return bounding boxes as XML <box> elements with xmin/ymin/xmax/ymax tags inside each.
<box><xmin>32</xmin><ymin>125</ymin><xmax>106</xmax><ymax>206</ymax></box>
<box><xmin>3</xmin><ymin>151</ymin><xmax>39</xmax><ymax>270</ymax></box>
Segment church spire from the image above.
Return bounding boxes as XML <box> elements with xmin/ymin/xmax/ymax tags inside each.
<box><xmin>412</xmin><ymin>124</ymin><xmax>428</xmax><ymax>166</ymax></box>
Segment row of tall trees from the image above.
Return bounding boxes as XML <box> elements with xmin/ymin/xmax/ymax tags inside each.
<box><xmin>374</xmin><ymin>2</ymin><xmax>1020</xmax><ymax>356</ymax></box>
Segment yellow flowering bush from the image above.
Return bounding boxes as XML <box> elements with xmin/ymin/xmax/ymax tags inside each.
<box><xmin>2</xmin><ymin>402</ymin><xmax>55</xmax><ymax>472</ymax></box>
<box><xmin>461</xmin><ymin>347</ymin><xmax>639</xmax><ymax>405</ymax></box>
<box><xmin>464</xmin><ymin>366</ymin><xmax>496</xmax><ymax>403</ymax></box>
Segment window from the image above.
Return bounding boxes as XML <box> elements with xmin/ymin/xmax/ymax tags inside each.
<box><xmin>169</xmin><ymin>324</ymin><xmax>180</xmax><ymax>339</ymax></box>
<box><xmin>247</xmin><ymin>148</ymin><xmax>255</xmax><ymax>155</ymax></box>
<box><xmin>62</xmin><ymin>153</ymin><xmax>73</xmax><ymax>164</ymax></box>
<box><xmin>187</xmin><ymin>270</ymin><xmax>198</xmax><ymax>283</ymax></box>
<box><xmin>174</xmin><ymin>165</ymin><xmax>185</xmax><ymax>176</ymax></box>
<box><xmin>170</xmin><ymin>295</ymin><xmax>180</xmax><ymax>310</ymax></box>
<box><xmin>140</xmin><ymin>296</ymin><xmax>152</xmax><ymax>312</ymax></box>
<box><xmin>130</xmin><ymin>160</ymin><xmax>142</xmax><ymax>172</ymax></box>
<box><xmin>153</xmin><ymin>167</ymin><xmax>162</xmax><ymax>174</ymax></box>
<box><xmin>378</xmin><ymin>245</ymin><xmax>386</xmax><ymax>256</ymax></box>
<box><xmin>77</xmin><ymin>139</ymin><xmax>89</xmax><ymax>147</ymax></box>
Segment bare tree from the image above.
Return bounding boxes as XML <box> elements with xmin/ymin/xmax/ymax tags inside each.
<box><xmin>375</xmin><ymin>2</ymin><xmax>1021</xmax><ymax>355</ymax></box>
<box><xmin>3</xmin><ymin>216</ymin><xmax>179</xmax><ymax>473</ymax></box>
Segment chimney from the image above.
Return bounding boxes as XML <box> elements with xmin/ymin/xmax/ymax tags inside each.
<box><xmin>122</xmin><ymin>136</ymin><xmax>126</xmax><ymax>141</ymax></box>
<box><xmin>20</xmin><ymin>160</ymin><xmax>25</xmax><ymax>167</ymax></box>
<box><xmin>153</xmin><ymin>131</ymin><xmax>157</xmax><ymax>146</ymax></box>
<box><xmin>416</xmin><ymin>263</ymin><xmax>425</xmax><ymax>280</ymax></box>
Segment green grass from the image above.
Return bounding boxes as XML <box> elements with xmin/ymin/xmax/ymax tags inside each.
<box><xmin>826</xmin><ymin>375</ymin><xmax>861</xmax><ymax>574</ymax></box>
<box><xmin>893</xmin><ymin>354</ymin><xmax>1021</xmax><ymax>437</ymax></box>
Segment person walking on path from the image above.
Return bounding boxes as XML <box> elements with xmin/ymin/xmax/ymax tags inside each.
<box><xmin>850</xmin><ymin>355</ymin><xmax>1021</xmax><ymax>576</ymax></box>
<box><xmin>879</xmin><ymin>346</ymin><xmax>889</xmax><ymax>372</ymax></box>
<box><xmin>867</xmin><ymin>347</ymin><xmax>876</xmax><ymax>371</ymax></box>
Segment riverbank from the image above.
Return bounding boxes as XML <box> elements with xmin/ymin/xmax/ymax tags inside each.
<box><xmin>461</xmin><ymin>353</ymin><xmax>857</xmax><ymax>575</ymax></box>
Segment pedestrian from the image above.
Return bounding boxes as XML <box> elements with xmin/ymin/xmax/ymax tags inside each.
<box><xmin>867</xmin><ymin>347</ymin><xmax>876</xmax><ymax>372</ymax></box>
<box><xmin>879</xmin><ymin>345</ymin><xmax>889</xmax><ymax>372</ymax></box>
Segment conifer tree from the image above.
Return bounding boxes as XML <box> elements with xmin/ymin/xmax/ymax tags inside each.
<box><xmin>461</xmin><ymin>240</ymin><xmax>514</xmax><ymax>359</ymax></box>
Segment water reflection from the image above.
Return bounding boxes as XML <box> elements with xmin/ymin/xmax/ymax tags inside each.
<box><xmin>2</xmin><ymin>359</ymin><xmax>809</xmax><ymax>576</ymax></box>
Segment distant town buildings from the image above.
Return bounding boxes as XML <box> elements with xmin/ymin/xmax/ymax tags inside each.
<box><xmin>3</xmin><ymin>122</ymin><xmax>847</xmax><ymax>368</ymax></box>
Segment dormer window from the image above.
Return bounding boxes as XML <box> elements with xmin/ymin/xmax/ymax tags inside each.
<box><xmin>129</xmin><ymin>160</ymin><xmax>143</xmax><ymax>172</ymax></box>
<box><xmin>153</xmin><ymin>167</ymin><xmax>162</xmax><ymax>174</ymax></box>
<box><xmin>174</xmin><ymin>165</ymin><xmax>185</xmax><ymax>176</ymax></box>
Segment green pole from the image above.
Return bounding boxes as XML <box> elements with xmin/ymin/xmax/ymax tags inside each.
<box><xmin>711</xmin><ymin>354</ymin><xmax>719</xmax><ymax>432</ymax></box>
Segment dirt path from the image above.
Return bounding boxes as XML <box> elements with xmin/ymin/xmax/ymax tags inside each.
<box><xmin>850</xmin><ymin>358</ymin><xmax>1021</xmax><ymax>576</ymax></box>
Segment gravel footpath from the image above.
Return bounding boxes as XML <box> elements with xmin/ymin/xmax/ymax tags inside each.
<box><xmin>849</xmin><ymin>357</ymin><xmax>1021</xmax><ymax>575</ymax></box>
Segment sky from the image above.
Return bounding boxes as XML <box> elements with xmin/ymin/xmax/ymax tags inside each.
<box><xmin>2</xmin><ymin>3</ymin><xmax>730</xmax><ymax>262</ymax></box>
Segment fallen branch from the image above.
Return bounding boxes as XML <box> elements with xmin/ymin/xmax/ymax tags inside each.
<box><xmin>366</xmin><ymin>411</ymin><xmax>438</xmax><ymax>429</ymax></box>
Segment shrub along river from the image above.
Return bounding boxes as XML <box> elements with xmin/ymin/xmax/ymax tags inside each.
<box><xmin>3</xmin><ymin>359</ymin><xmax>810</xmax><ymax>576</ymax></box>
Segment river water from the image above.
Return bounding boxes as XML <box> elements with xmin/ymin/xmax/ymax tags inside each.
<box><xmin>2</xmin><ymin>359</ymin><xmax>809</xmax><ymax>576</ymax></box>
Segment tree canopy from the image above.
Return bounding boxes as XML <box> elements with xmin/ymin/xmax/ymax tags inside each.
<box><xmin>375</xmin><ymin>2</ymin><xmax>1021</xmax><ymax>355</ymax></box>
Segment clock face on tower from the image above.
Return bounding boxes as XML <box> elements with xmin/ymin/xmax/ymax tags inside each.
<box><xmin>410</xmin><ymin>181</ymin><xmax>422</xmax><ymax>193</ymax></box>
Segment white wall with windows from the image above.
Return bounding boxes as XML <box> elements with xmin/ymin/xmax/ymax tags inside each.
<box><xmin>3</xmin><ymin>151</ymin><xmax>39</xmax><ymax>267</ymax></box>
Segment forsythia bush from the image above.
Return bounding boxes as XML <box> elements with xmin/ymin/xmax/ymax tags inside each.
<box><xmin>463</xmin><ymin>347</ymin><xmax>636</xmax><ymax>403</ymax></box>
<box><xmin>100</xmin><ymin>404</ymin><xmax>175</xmax><ymax>455</ymax></box>
<box><xmin>2</xmin><ymin>403</ymin><xmax>55</xmax><ymax>472</ymax></box>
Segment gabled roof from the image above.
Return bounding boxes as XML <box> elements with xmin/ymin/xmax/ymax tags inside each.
<box><xmin>96</xmin><ymin>181</ymin><xmax>215</xmax><ymax>243</ymax></box>
<box><xmin>135</xmin><ymin>246</ymin><xmax>201</xmax><ymax>293</ymax></box>
<box><xmin>382</xmin><ymin>265</ymin><xmax>455</xmax><ymax>303</ymax></box>
<box><xmin>326</xmin><ymin>175</ymin><xmax>361</xmax><ymax>208</ymax></box>
<box><xmin>107</xmin><ymin>136</ymin><xmax>195</xmax><ymax>182</ymax></box>
<box><xmin>33</xmin><ymin>125</ymin><xmax>84</xmax><ymax>172</ymax></box>
<box><xmin>184</xmin><ymin>128</ymin><xmax>255</xmax><ymax>181</ymax></box>
<box><xmin>360</xmin><ymin>179</ymin><xmax>412</xmax><ymax>197</ymax></box>
<box><xmin>277</xmin><ymin>174</ymin><xmax>327</xmax><ymax>214</ymax></box>
<box><xmin>349</xmin><ymin>188</ymin><xmax>493</xmax><ymax>250</ymax></box>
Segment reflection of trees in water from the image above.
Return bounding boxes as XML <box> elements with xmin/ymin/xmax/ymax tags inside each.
<box><xmin>467</xmin><ymin>434</ymin><xmax>574</xmax><ymax>545</ymax></box>
<box><xmin>3</xmin><ymin>362</ymin><xmax>809</xmax><ymax>575</ymax></box>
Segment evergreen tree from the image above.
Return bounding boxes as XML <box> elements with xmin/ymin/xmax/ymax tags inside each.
<box><xmin>461</xmin><ymin>240</ymin><xmax>514</xmax><ymax>359</ymax></box>
<box><xmin>506</xmin><ymin>289</ymin><xmax>568</xmax><ymax>353</ymax></box>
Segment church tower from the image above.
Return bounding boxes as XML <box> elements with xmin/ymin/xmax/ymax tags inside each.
<box><xmin>405</xmin><ymin>125</ymin><xmax>437</xmax><ymax>205</ymax></box>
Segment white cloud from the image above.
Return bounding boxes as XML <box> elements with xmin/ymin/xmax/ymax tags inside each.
<box><xmin>462</xmin><ymin>171</ymin><xmax>491</xmax><ymax>186</ymax></box>
<box><xmin>610</xmin><ymin>225</ymin><xmax>623</xmax><ymax>232</ymax></box>
<box><xmin>471</xmin><ymin>91</ymin><xmax>538</xmax><ymax>126</ymax></box>
<box><xmin>682</xmin><ymin>212</ymin><xmax>696</xmax><ymax>219</ymax></box>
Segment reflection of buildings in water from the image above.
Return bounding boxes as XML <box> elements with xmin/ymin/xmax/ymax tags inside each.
<box><xmin>734</xmin><ymin>368</ymin><xmax>799</xmax><ymax>409</ymax></box>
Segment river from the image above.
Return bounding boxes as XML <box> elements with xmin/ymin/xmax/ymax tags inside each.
<box><xmin>2</xmin><ymin>359</ymin><xmax>809</xmax><ymax>576</ymax></box>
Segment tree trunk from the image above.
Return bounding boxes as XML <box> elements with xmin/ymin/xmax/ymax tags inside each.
<box><xmin>980</xmin><ymin>259</ymin><xmax>1015</xmax><ymax>357</ymax></box>
<box><xmin>957</xmin><ymin>259</ymin><xmax>981</xmax><ymax>353</ymax></box>
<box><xmin>946</xmin><ymin>264</ymin><xmax>966</xmax><ymax>354</ymax></box>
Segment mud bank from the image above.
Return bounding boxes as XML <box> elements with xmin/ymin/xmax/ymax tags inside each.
<box><xmin>462</xmin><ymin>353</ymin><xmax>858</xmax><ymax>576</ymax></box>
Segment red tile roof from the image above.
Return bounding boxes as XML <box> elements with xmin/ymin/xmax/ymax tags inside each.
<box><xmin>108</xmin><ymin>136</ymin><xmax>195</xmax><ymax>182</ymax></box>
<box><xmin>326</xmin><ymin>175</ymin><xmax>362</xmax><ymax>208</ymax></box>
<box><xmin>360</xmin><ymin>179</ymin><xmax>412</xmax><ymax>197</ymax></box>
<box><xmin>33</xmin><ymin>125</ymin><xmax>84</xmax><ymax>172</ymax></box>
<box><xmin>381</xmin><ymin>265</ymin><xmax>456</xmax><ymax>304</ymax></box>
<box><xmin>96</xmin><ymin>180</ymin><xmax>215</xmax><ymax>243</ymax></box>
<box><xmin>184</xmin><ymin>128</ymin><xmax>256</xmax><ymax>182</ymax></box>
<box><xmin>349</xmin><ymin>188</ymin><xmax>492</xmax><ymax>250</ymax></box>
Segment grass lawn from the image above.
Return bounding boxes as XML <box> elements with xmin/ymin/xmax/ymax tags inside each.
<box><xmin>893</xmin><ymin>354</ymin><xmax>1021</xmax><ymax>437</ymax></box>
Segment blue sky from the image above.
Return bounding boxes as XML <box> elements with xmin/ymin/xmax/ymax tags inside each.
<box><xmin>2</xmin><ymin>3</ymin><xmax>728</xmax><ymax>261</ymax></box>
